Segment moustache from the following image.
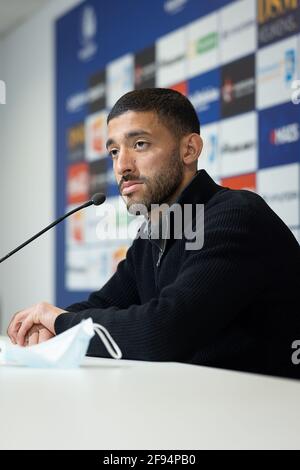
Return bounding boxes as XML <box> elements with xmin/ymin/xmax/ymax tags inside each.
<box><xmin>119</xmin><ymin>174</ymin><xmax>147</xmax><ymax>192</ymax></box>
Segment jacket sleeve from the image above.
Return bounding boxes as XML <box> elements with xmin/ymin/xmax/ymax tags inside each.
<box><xmin>55</xmin><ymin>204</ymin><xmax>265</xmax><ymax>361</ymax></box>
<box><xmin>63</xmin><ymin>242</ymin><xmax>141</xmax><ymax>312</ymax></box>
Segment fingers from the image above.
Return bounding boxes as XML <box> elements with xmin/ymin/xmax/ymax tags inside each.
<box><xmin>8</xmin><ymin>302</ymin><xmax>62</xmax><ymax>345</ymax></box>
<box><xmin>7</xmin><ymin>310</ymin><xmax>21</xmax><ymax>343</ymax></box>
<box><xmin>16</xmin><ymin>316</ymin><xmax>34</xmax><ymax>347</ymax></box>
<box><xmin>9</xmin><ymin>322</ymin><xmax>21</xmax><ymax>345</ymax></box>
<box><xmin>28</xmin><ymin>331</ymin><xmax>39</xmax><ymax>346</ymax></box>
<box><xmin>8</xmin><ymin>303</ymin><xmax>47</xmax><ymax>343</ymax></box>
<box><xmin>23</xmin><ymin>325</ymin><xmax>54</xmax><ymax>347</ymax></box>
<box><xmin>7</xmin><ymin>308</ymin><xmax>32</xmax><ymax>344</ymax></box>
<box><xmin>38</xmin><ymin>328</ymin><xmax>54</xmax><ymax>343</ymax></box>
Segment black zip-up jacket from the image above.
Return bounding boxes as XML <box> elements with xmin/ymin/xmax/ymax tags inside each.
<box><xmin>55</xmin><ymin>170</ymin><xmax>300</xmax><ymax>379</ymax></box>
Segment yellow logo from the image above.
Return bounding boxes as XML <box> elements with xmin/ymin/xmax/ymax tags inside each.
<box><xmin>258</xmin><ymin>0</ymin><xmax>298</xmax><ymax>24</ymax></box>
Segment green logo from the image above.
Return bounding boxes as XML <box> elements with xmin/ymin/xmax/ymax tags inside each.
<box><xmin>196</xmin><ymin>32</ymin><xmax>218</xmax><ymax>54</ymax></box>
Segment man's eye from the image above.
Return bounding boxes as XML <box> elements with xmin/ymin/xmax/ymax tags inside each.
<box><xmin>135</xmin><ymin>141</ymin><xmax>148</xmax><ymax>150</ymax></box>
<box><xmin>109</xmin><ymin>149</ymin><xmax>119</xmax><ymax>159</ymax></box>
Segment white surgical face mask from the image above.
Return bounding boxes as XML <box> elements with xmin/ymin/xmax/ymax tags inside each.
<box><xmin>0</xmin><ymin>318</ymin><xmax>122</xmax><ymax>368</ymax></box>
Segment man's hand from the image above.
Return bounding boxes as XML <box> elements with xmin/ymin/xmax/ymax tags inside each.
<box><xmin>25</xmin><ymin>324</ymin><xmax>55</xmax><ymax>346</ymax></box>
<box><xmin>7</xmin><ymin>302</ymin><xmax>66</xmax><ymax>346</ymax></box>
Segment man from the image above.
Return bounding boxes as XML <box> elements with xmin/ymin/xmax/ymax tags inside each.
<box><xmin>7</xmin><ymin>88</ymin><xmax>300</xmax><ymax>378</ymax></box>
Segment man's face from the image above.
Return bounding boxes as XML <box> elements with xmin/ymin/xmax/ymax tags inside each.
<box><xmin>106</xmin><ymin>111</ymin><xmax>184</xmax><ymax>213</ymax></box>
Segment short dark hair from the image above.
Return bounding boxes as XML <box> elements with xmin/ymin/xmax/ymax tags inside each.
<box><xmin>107</xmin><ymin>88</ymin><xmax>200</xmax><ymax>138</ymax></box>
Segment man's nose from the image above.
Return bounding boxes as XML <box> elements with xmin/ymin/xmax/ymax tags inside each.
<box><xmin>116</xmin><ymin>147</ymin><xmax>136</xmax><ymax>176</ymax></box>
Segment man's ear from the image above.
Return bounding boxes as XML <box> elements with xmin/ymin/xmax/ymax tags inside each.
<box><xmin>181</xmin><ymin>133</ymin><xmax>203</xmax><ymax>166</ymax></box>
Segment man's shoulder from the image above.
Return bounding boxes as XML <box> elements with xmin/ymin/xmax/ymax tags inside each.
<box><xmin>206</xmin><ymin>187</ymin><xmax>298</xmax><ymax>251</ymax></box>
<box><xmin>206</xmin><ymin>187</ymin><xmax>267</xmax><ymax>219</ymax></box>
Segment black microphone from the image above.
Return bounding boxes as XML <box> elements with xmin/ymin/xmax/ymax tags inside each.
<box><xmin>0</xmin><ymin>193</ymin><xmax>106</xmax><ymax>264</ymax></box>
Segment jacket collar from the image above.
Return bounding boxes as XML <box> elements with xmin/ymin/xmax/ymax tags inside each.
<box><xmin>176</xmin><ymin>169</ymin><xmax>224</xmax><ymax>206</ymax></box>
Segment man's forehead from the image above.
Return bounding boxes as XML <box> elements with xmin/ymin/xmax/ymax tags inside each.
<box><xmin>106</xmin><ymin>111</ymin><xmax>162</xmax><ymax>142</ymax></box>
<box><xmin>108</xmin><ymin>110</ymin><xmax>159</xmax><ymax>129</ymax></box>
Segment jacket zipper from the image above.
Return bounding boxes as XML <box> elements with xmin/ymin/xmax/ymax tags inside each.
<box><xmin>156</xmin><ymin>237</ymin><xmax>167</xmax><ymax>267</ymax></box>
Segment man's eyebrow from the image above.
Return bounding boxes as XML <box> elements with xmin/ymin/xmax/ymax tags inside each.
<box><xmin>106</xmin><ymin>130</ymin><xmax>152</xmax><ymax>150</ymax></box>
<box><xmin>106</xmin><ymin>138</ymin><xmax>115</xmax><ymax>150</ymax></box>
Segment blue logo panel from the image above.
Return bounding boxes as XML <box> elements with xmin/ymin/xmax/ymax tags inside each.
<box><xmin>188</xmin><ymin>69</ymin><xmax>221</xmax><ymax>125</ymax></box>
<box><xmin>259</xmin><ymin>102</ymin><xmax>300</xmax><ymax>169</ymax></box>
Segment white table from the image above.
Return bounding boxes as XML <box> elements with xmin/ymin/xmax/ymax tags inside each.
<box><xmin>1</xmin><ymin>335</ymin><xmax>300</xmax><ymax>450</ymax></box>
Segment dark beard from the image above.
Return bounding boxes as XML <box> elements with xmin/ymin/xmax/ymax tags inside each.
<box><xmin>122</xmin><ymin>151</ymin><xmax>184</xmax><ymax>214</ymax></box>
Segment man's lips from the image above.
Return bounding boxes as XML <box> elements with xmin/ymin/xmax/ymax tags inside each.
<box><xmin>121</xmin><ymin>181</ymin><xmax>144</xmax><ymax>195</ymax></box>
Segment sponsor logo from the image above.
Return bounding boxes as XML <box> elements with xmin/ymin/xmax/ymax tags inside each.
<box><xmin>222</xmin><ymin>79</ymin><xmax>233</xmax><ymax>103</ymax></box>
<box><xmin>220</xmin><ymin>0</ymin><xmax>256</xmax><ymax>64</ymax></box>
<box><xmin>220</xmin><ymin>112</ymin><xmax>257</xmax><ymax>177</ymax></box>
<box><xmin>164</xmin><ymin>0</ymin><xmax>188</xmax><ymax>14</ymax></box>
<box><xmin>222</xmin><ymin>77</ymin><xmax>255</xmax><ymax>103</ymax></box>
<box><xmin>66</xmin><ymin>87</ymin><xmax>104</xmax><ymax>113</ymax></box>
<box><xmin>190</xmin><ymin>87</ymin><xmax>220</xmax><ymax>113</ymax></box>
<box><xmin>285</xmin><ymin>48</ymin><xmax>295</xmax><ymax>84</ymax></box>
<box><xmin>263</xmin><ymin>190</ymin><xmax>298</xmax><ymax>203</ymax></box>
<box><xmin>221</xmin><ymin>141</ymin><xmax>256</xmax><ymax>154</ymax></box>
<box><xmin>194</xmin><ymin>32</ymin><xmax>218</xmax><ymax>55</ymax></box>
<box><xmin>85</xmin><ymin>111</ymin><xmax>107</xmax><ymax>161</ymax></box>
<box><xmin>187</xmin><ymin>13</ymin><xmax>219</xmax><ymax>77</ymax></box>
<box><xmin>270</xmin><ymin>122</ymin><xmax>300</xmax><ymax>145</ymax></box>
<box><xmin>134</xmin><ymin>46</ymin><xmax>156</xmax><ymax>89</ymax></box>
<box><xmin>107</xmin><ymin>54</ymin><xmax>134</xmax><ymax>108</ymax></box>
<box><xmin>222</xmin><ymin>19</ymin><xmax>255</xmax><ymax>41</ymax></box>
<box><xmin>207</xmin><ymin>134</ymin><xmax>218</xmax><ymax>164</ymax></box>
<box><xmin>258</xmin><ymin>0</ymin><xmax>298</xmax><ymax>24</ymax></box>
<box><xmin>67</xmin><ymin>123</ymin><xmax>85</xmax><ymax>162</ymax></box>
<box><xmin>67</xmin><ymin>162</ymin><xmax>90</xmax><ymax>205</ymax></box>
<box><xmin>89</xmin><ymin>83</ymin><xmax>105</xmax><ymax>103</ymax></box>
<box><xmin>89</xmin><ymin>70</ymin><xmax>106</xmax><ymax>113</ymax></box>
<box><xmin>159</xmin><ymin>53</ymin><xmax>185</xmax><ymax>68</ymax></box>
<box><xmin>257</xmin><ymin>48</ymin><xmax>295</xmax><ymax>84</ymax></box>
<box><xmin>188</xmin><ymin>69</ymin><xmax>221</xmax><ymax>124</ymax></box>
<box><xmin>256</xmin><ymin>37</ymin><xmax>297</xmax><ymax>110</ymax></box>
<box><xmin>198</xmin><ymin>123</ymin><xmax>219</xmax><ymax>178</ymax></box>
<box><xmin>291</xmin><ymin>79</ymin><xmax>300</xmax><ymax>104</ymax></box>
<box><xmin>0</xmin><ymin>79</ymin><xmax>5</xmax><ymax>104</ymax></box>
<box><xmin>221</xmin><ymin>55</ymin><xmax>255</xmax><ymax>118</ymax></box>
<box><xmin>69</xmin><ymin>210</ymin><xmax>85</xmax><ymax>244</ymax></box>
<box><xmin>78</xmin><ymin>5</ymin><xmax>98</xmax><ymax>62</ymax></box>
<box><xmin>257</xmin><ymin>163</ymin><xmax>300</xmax><ymax>226</ymax></box>
<box><xmin>259</xmin><ymin>14</ymin><xmax>299</xmax><ymax>45</ymax></box>
<box><xmin>259</xmin><ymin>102</ymin><xmax>300</xmax><ymax>168</ymax></box>
<box><xmin>135</xmin><ymin>62</ymin><xmax>156</xmax><ymax>86</ymax></box>
<box><xmin>89</xmin><ymin>159</ymin><xmax>108</xmax><ymax>197</ymax></box>
<box><xmin>258</xmin><ymin>49</ymin><xmax>296</xmax><ymax>85</ymax></box>
<box><xmin>156</xmin><ymin>28</ymin><xmax>186</xmax><ymax>87</ymax></box>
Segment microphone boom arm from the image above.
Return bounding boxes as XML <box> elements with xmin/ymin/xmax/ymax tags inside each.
<box><xmin>0</xmin><ymin>194</ymin><xmax>105</xmax><ymax>264</ymax></box>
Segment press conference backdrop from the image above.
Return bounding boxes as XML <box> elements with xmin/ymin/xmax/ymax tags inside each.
<box><xmin>55</xmin><ymin>0</ymin><xmax>300</xmax><ymax>307</ymax></box>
